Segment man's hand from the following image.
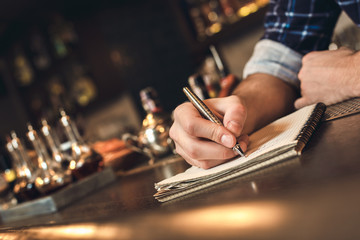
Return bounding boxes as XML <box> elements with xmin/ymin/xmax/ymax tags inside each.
<box><xmin>169</xmin><ymin>96</ymin><xmax>249</xmax><ymax>169</ymax></box>
<box><xmin>171</xmin><ymin>73</ymin><xmax>297</xmax><ymax>169</ymax></box>
<box><xmin>295</xmin><ymin>47</ymin><xmax>360</xmax><ymax>109</ymax></box>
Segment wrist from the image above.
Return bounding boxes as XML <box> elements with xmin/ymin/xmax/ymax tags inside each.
<box><xmin>231</xmin><ymin>73</ymin><xmax>297</xmax><ymax>133</ymax></box>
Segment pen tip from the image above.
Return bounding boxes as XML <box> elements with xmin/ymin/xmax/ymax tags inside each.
<box><xmin>233</xmin><ymin>144</ymin><xmax>245</xmax><ymax>157</ymax></box>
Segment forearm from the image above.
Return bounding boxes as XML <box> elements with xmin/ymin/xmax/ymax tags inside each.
<box><xmin>233</xmin><ymin>73</ymin><xmax>298</xmax><ymax>134</ymax></box>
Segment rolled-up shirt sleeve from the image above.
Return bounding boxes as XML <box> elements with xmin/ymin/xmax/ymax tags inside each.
<box><xmin>243</xmin><ymin>39</ymin><xmax>303</xmax><ymax>89</ymax></box>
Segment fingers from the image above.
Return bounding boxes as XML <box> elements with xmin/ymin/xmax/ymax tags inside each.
<box><xmin>175</xmin><ymin>147</ymin><xmax>229</xmax><ymax>169</ymax></box>
<box><xmin>294</xmin><ymin>97</ymin><xmax>309</xmax><ymax>109</ymax></box>
<box><xmin>302</xmin><ymin>51</ymin><xmax>321</xmax><ymax>63</ymax></box>
<box><xmin>303</xmin><ymin>48</ymin><xmax>354</xmax><ymax>64</ymax></box>
<box><xmin>173</xmin><ymin>133</ymin><xmax>249</xmax><ymax>169</ymax></box>
<box><xmin>170</xmin><ymin>120</ymin><xmax>237</xmax><ymax>160</ymax></box>
<box><xmin>170</xmin><ymin>97</ymin><xmax>248</xmax><ymax>169</ymax></box>
<box><xmin>338</xmin><ymin>46</ymin><xmax>354</xmax><ymax>53</ymax></box>
<box><xmin>173</xmin><ymin>99</ymin><xmax>245</xmax><ymax>148</ymax></box>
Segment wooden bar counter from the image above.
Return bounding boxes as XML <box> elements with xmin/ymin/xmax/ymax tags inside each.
<box><xmin>0</xmin><ymin>113</ymin><xmax>360</xmax><ymax>239</ymax></box>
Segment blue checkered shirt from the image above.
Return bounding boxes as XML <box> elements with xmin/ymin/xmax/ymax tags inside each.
<box><xmin>263</xmin><ymin>0</ymin><xmax>360</xmax><ymax>54</ymax></box>
<box><xmin>243</xmin><ymin>0</ymin><xmax>360</xmax><ymax>89</ymax></box>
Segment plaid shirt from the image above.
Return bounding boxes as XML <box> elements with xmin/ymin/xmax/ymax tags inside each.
<box><xmin>263</xmin><ymin>0</ymin><xmax>360</xmax><ymax>55</ymax></box>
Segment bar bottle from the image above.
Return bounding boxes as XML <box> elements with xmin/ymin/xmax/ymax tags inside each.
<box><xmin>41</xmin><ymin>119</ymin><xmax>71</xmax><ymax>170</ymax></box>
<box><xmin>7</xmin><ymin>132</ymin><xmax>41</xmax><ymax>203</ymax></box>
<box><xmin>27</xmin><ymin>124</ymin><xmax>72</xmax><ymax>194</ymax></box>
<box><xmin>59</xmin><ymin>109</ymin><xmax>103</xmax><ymax>180</ymax></box>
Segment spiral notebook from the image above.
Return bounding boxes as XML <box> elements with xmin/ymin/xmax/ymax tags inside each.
<box><xmin>154</xmin><ymin>103</ymin><xmax>326</xmax><ymax>202</ymax></box>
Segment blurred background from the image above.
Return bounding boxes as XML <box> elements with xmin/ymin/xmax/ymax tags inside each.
<box><xmin>0</xmin><ymin>0</ymin><xmax>269</xmax><ymax>141</ymax></box>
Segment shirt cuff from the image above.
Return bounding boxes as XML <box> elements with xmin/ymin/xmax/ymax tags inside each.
<box><xmin>243</xmin><ymin>39</ymin><xmax>303</xmax><ymax>89</ymax></box>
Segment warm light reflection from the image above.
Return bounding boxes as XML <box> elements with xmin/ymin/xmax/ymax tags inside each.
<box><xmin>0</xmin><ymin>234</ymin><xmax>19</xmax><ymax>240</ymax></box>
<box><xmin>256</xmin><ymin>0</ymin><xmax>270</xmax><ymax>7</ymax></box>
<box><xmin>249</xmin><ymin>3</ymin><xmax>259</xmax><ymax>13</ymax></box>
<box><xmin>54</xmin><ymin>154</ymin><xmax>62</xmax><ymax>163</ymax></box>
<box><xmin>170</xmin><ymin>201</ymin><xmax>285</xmax><ymax>231</ymax></box>
<box><xmin>208</xmin><ymin>12</ymin><xmax>218</xmax><ymax>22</ymax></box>
<box><xmin>73</xmin><ymin>145</ymin><xmax>82</xmax><ymax>156</ymax></box>
<box><xmin>26</xmin><ymin>223</ymin><xmax>132</xmax><ymax>239</ymax></box>
<box><xmin>62</xmin><ymin>226</ymin><xmax>95</xmax><ymax>235</ymax></box>
<box><xmin>209</xmin><ymin>23</ymin><xmax>222</xmax><ymax>34</ymax></box>
<box><xmin>36</xmin><ymin>178</ymin><xmax>44</xmax><ymax>186</ymax></box>
<box><xmin>158</xmin><ymin>126</ymin><xmax>165</xmax><ymax>133</ymax></box>
<box><xmin>69</xmin><ymin>160</ymin><xmax>76</xmax><ymax>170</ymax></box>
<box><xmin>143</xmin><ymin>113</ymin><xmax>156</xmax><ymax>127</ymax></box>
<box><xmin>238</xmin><ymin>3</ymin><xmax>259</xmax><ymax>17</ymax></box>
<box><xmin>251</xmin><ymin>181</ymin><xmax>259</xmax><ymax>194</ymax></box>
<box><xmin>238</xmin><ymin>7</ymin><xmax>249</xmax><ymax>17</ymax></box>
<box><xmin>145</xmin><ymin>128</ymin><xmax>156</xmax><ymax>143</ymax></box>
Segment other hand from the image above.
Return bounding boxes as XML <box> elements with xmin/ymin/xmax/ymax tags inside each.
<box><xmin>295</xmin><ymin>47</ymin><xmax>360</xmax><ymax>109</ymax></box>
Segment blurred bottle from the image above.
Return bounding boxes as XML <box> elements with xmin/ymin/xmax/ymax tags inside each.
<box><xmin>0</xmin><ymin>174</ymin><xmax>17</xmax><ymax>209</ymax></box>
<box><xmin>48</xmin><ymin>13</ymin><xmax>78</xmax><ymax>58</ymax></box>
<box><xmin>209</xmin><ymin>45</ymin><xmax>228</xmax><ymax>79</ymax></box>
<box><xmin>208</xmin><ymin>45</ymin><xmax>238</xmax><ymax>97</ymax></box>
<box><xmin>122</xmin><ymin>87</ymin><xmax>174</xmax><ymax>161</ymax></box>
<box><xmin>139</xmin><ymin>87</ymin><xmax>173</xmax><ymax>136</ymax></box>
<box><xmin>59</xmin><ymin>109</ymin><xmax>103</xmax><ymax>180</ymax></box>
<box><xmin>0</xmin><ymin>139</ymin><xmax>17</xmax><ymax>209</ymax></box>
<box><xmin>185</xmin><ymin>0</ymin><xmax>268</xmax><ymax>41</ymax></box>
<box><xmin>202</xmin><ymin>73</ymin><xmax>219</xmax><ymax>98</ymax></box>
<box><xmin>28</xmin><ymin>27</ymin><xmax>51</xmax><ymax>70</ymax></box>
<box><xmin>201</xmin><ymin>56</ymin><xmax>224</xmax><ymax>97</ymax></box>
<box><xmin>186</xmin><ymin>0</ymin><xmax>208</xmax><ymax>41</ymax></box>
<box><xmin>26</xmin><ymin>124</ymin><xmax>72</xmax><ymax>195</ymax></box>
<box><xmin>70</xmin><ymin>63</ymin><xmax>97</xmax><ymax>107</ymax></box>
<box><xmin>208</xmin><ymin>0</ymin><xmax>225</xmax><ymax>33</ymax></box>
<box><xmin>12</xmin><ymin>45</ymin><xmax>34</xmax><ymax>86</ymax></box>
<box><xmin>0</xmin><ymin>139</ymin><xmax>16</xmax><ymax>190</ymax></box>
<box><xmin>199</xmin><ymin>0</ymin><xmax>223</xmax><ymax>36</ymax></box>
<box><xmin>47</xmin><ymin>76</ymin><xmax>74</xmax><ymax>121</ymax></box>
<box><xmin>188</xmin><ymin>74</ymin><xmax>210</xmax><ymax>100</ymax></box>
<box><xmin>219</xmin><ymin>0</ymin><xmax>238</xmax><ymax>23</ymax></box>
<box><xmin>7</xmin><ymin>132</ymin><xmax>41</xmax><ymax>203</ymax></box>
<box><xmin>41</xmin><ymin>119</ymin><xmax>71</xmax><ymax>170</ymax></box>
<box><xmin>140</xmin><ymin>87</ymin><xmax>165</xmax><ymax>115</ymax></box>
<box><xmin>138</xmin><ymin>87</ymin><xmax>174</xmax><ymax>159</ymax></box>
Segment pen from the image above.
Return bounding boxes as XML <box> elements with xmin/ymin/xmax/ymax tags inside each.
<box><xmin>183</xmin><ymin>87</ymin><xmax>245</xmax><ymax>157</ymax></box>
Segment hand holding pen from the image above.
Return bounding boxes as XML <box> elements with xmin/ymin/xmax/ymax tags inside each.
<box><xmin>183</xmin><ymin>87</ymin><xmax>245</xmax><ymax>157</ymax></box>
<box><xmin>169</xmin><ymin>88</ymin><xmax>249</xmax><ymax>169</ymax></box>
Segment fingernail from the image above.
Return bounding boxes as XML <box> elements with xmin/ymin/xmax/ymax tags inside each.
<box><xmin>221</xmin><ymin>134</ymin><xmax>233</xmax><ymax>147</ymax></box>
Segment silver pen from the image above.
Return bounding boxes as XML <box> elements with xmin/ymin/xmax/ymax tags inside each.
<box><xmin>183</xmin><ymin>87</ymin><xmax>245</xmax><ymax>157</ymax></box>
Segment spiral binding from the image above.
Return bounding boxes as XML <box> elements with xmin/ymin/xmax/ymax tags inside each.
<box><xmin>295</xmin><ymin>103</ymin><xmax>326</xmax><ymax>152</ymax></box>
